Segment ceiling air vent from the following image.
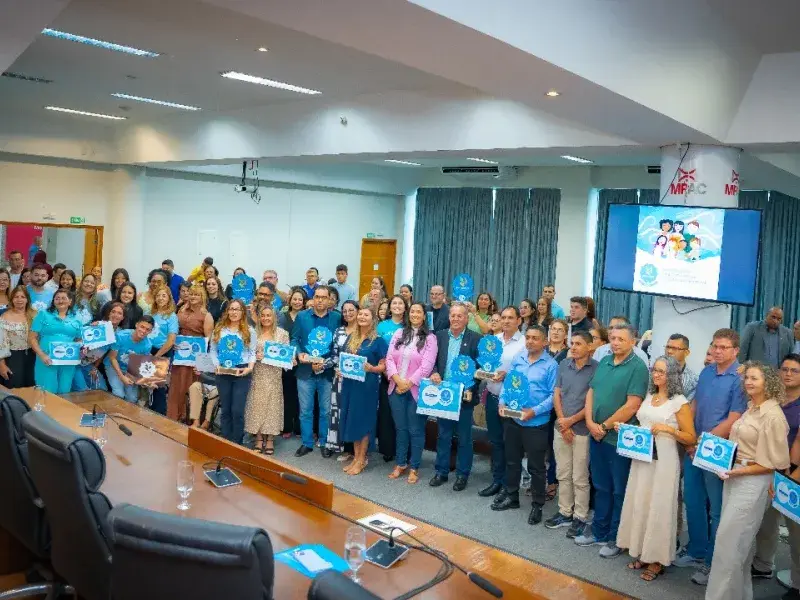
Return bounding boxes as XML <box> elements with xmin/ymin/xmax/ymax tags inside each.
<box><xmin>1</xmin><ymin>71</ymin><xmax>53</xmax><ymax>84</ymax></box>
<box><xmin>441</xmin><ymin>166</ymin><xmax>518</xmax><ymax>181</ymax></box>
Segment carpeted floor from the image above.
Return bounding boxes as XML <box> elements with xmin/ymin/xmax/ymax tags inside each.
<box><xmin>272</xmin><ymin>438</ymin><xmax>793</xmax><ymax>600</ymax></box>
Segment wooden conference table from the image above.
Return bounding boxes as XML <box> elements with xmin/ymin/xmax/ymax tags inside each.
<box><xmin>2</xmin><ymin>387</ymin><xmax>629</xmax><ymax>600</ymax></box>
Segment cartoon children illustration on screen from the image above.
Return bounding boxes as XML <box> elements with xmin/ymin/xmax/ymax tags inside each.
<box><xmin>687</xmin><ymin>237</ymin><xmax>701</xmax><ymax>261</ymax></box>
<box><xmin>653</xmin><ymin>235</ymin><xmax>668</xmax><ymax>258</ymax></box>
<box><xmin>672</xmin><ymin>220</ymin><xmax>685</xmax><ymax>236</ymax></box>
<box><xmin>659</xmin><ymin>219</ymin><xmax>673</xmax><ymax>234</ymax></box>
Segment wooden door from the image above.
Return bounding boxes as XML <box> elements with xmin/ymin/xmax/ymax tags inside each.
<box><xmin>359</xmin><ymin>239</ymin><xmax>397</xmax><ymax>297</ymax></box>
<box><xmin>82</xmin><ymin>227</ymin><xmax>103</xmax><ymax>274</ymax></box>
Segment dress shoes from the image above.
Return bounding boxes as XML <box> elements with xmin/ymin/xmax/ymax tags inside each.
<box><xmin>478</xmin><ymin>482</ymin><xmax>503</xmax><ymax>497</ymax></box>
<box><xmin>320</xmin><ymin>448</ymin><xmax>333</xmax><ymax>458</ymax></box>
<box><xmin>429</xmin><ymin>474</ymin><xmax>448</xmax><ymax>487</ymax></box>
<box><xmin>452</xmin><ymin>476</ymin><xmax>468</xmax><ymax>491</ymax></box>
<box><xmin>295</xmin><ymin>445</ymin><xmax>313</xmax><ymax>457</ymax></box>
<box><xmin>491</xmin><ymin>495</ymin><xmax>520</xmax><ymax>511</ymax></box>
<box><xmin>528</xmin><ymin>505</ymin><xmax>543</xmax><ymax>525</ymax></box>
<box><xmin>492</xmin><ymin>489</ymin><xmax>509</xmax><ymax>505</ymax></box>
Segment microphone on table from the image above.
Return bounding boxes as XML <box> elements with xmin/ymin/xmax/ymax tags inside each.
<box><xmin>213</xmin><ymin>455</ymin><xmax>308</xmax><ymax>485</ymax></box>
<box><xmin>387</xmin><ymin>527</ymin><xmax>503</xmax><ymax>598</ymax></box>
<box><xmin>92</xmin><ymin>404</ymin><xmax>133</xmax><ymax>436</ymax></box>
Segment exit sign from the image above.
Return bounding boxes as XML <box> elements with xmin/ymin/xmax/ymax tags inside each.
<box><xmin>366</xmin><ymin>232</ymin><xmax>376</xmax><ymax>239</ymax></box>
<box><xmin>69</xmin><ymin>216</ymin><xmax>86</xmax><ymax>224</ymax></box>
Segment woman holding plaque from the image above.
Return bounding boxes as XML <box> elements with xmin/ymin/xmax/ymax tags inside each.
<box><xmin>72</xmin><ymin>301</ymin><xmax>125</xmax><ymax>392</ymax></box>
<box><xmin>706</xmin><ymin>362</ymin><xmax>791</xmax><ymax>600</ymax></box>
<box><xmin>324</xmin><ymin>300</ymin><xmax>359</xmax><ymax>459</ymax></box>
<box><xmin>385</xmin><ymin>301</ymin><xmax>437</xmax><ymax>483</ymax></box>
<box><xmin>147</xmin><ymin>284</ymin><xmax>179</xmax><ymax>415</ymax></box>
<box><xmin>279</xmin><ymin>287</ymin><xmax>307</xmax><ymax>439</ymax></box>
<box><xmin>224</xmin><ymin>267</ymin><xmax>247</xmax><ymax>300</ymax></box>
<box><xmin>28</xmin><ymin>289</ymin><xmax>82</xmax><ymax>394</ymax></box>
<box><xmin>168</xmin><ymin>284</ymin><xmax>214</xmax><ymax>422</ymax></box>
<box><xmin>210</xmin><ymin>299</ymin><xmax>258</xmax><ymax>445</ymax></box>
<box><xmin>245</xmin><ymin>305</ymin><xmax>289</xmax><ymax>455</ymax></box>
<box><xmin>0</xmin><ymin>286</ymin><xmax>36</xmax><ymax>389</ymax></box>
<box><xmin>615</xmin><ymin>356</ymin><xmax>695</xmax><ymax>581</ymax></box>
<box><xmin>338</xmin><ymin>307</ymin><xmax>388</xmax><ymax>476</ymax></box>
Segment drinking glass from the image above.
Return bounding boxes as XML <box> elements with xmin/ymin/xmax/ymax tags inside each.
<box><xmin>176</xmin><ymin>460</ymin><xmax>194</xmax><ymax>511</ymax></box>
<box><xmin>33</xmin><ymin>385</ymin><xmax>45</xmax><ymax>412</ymax></box>
<box><xmin>344</xmin><ymin>525</ymin><xmax>367</xmax><ymax>583</ymax></box>
<box><xmin>92</xmin><ymin>422</ymin><xmax>107</xmax><ymax>449</ymax></box>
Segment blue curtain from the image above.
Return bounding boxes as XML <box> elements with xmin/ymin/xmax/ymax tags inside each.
<box><xmin>592</xmin><ymin>189</ymin><xmax>660</xmax><ymax>332</ymax></box>
<box><xmin>489</xmin><ymin>188</ymin><xmax>561</xmax><ymax>307</ymax></box>
<box><xmin>731</xmin><ymin>191</ymin><xmax>800</xmax><ymax>331</ymax></box>
<box><xmin>412</xmin><ymin>188</ymin><xmax>493</xmax><ymax>299</ymax></box>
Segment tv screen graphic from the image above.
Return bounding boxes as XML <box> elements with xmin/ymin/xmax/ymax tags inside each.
<box><xmin>602</xmin><ymin>204</ymin><xmax>761</xmax><ymax>306</ymax></box>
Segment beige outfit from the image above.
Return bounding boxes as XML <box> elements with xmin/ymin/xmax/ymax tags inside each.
<box><xmin>553</xmin><ymin>428</ymin><xmax>591</xmax><ymax>521</ymax></box>
<box><xmin>706</xmin><ymin>399</ymin><xmax>791</xmax><ymax>600</ymax></box>
<box><xmin>188</xmin><ymin>382</ymin><xmax>218</xmax><ymax>422</ymax></box>
<box><xmin>244</xmin><ymin>328</ymin><xmax>289</xmax><ymax>436</ymax></box>
<box><xmin>617</xmin><ymin>393</ymin><xmax>687</xmax><ymax>566</ymax></box>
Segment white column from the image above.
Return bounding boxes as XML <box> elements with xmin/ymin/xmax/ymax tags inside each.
<box><xmin>650</xmin><ymin>144</ymin><xmax>741</xmax><ymax>374</ymax></box>
<box><xmin>105</xmin><ymin>166</ymin><xmax>147</xmax><ymax>286</ymax></box>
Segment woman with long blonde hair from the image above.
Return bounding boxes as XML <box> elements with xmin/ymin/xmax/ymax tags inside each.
<box><xmin>337</xmin><ymin>307</ymin><xmax>388</xmax><ymax>475</ymax></box>
<box><xmin>210</xmin><ymin>299</ymin><xmax>257</xmax><ymax>445</ymax></box>
<box><xmin>146</xmin><ymin>284</ymin><xmax>179</xmax><ymax>415</ymax></box>
<box><xmin>168</xmin><ymin>284</ymin><xmax>213</xmax><ymax>422</ymax></box>
<box><xmin>244</xmin><ymin>304</ymin><xmax>290</xmax><ymax>454</ymax></box>
<box><xmin>0</xmin><ymin>285</ymin><xmax>37</xmax><ymax>388</ymax></box>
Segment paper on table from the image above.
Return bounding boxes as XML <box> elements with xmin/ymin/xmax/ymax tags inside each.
<box><xmin>356</xmin><ymin>512</ymin><xmax>417</xmax><ymax>537</ymax></box>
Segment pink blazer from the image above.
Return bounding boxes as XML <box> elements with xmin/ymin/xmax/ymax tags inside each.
<box><xmin>385</xmin><ymin>330</ymin><xmax>438</xmax><ymax>400</ymax></box>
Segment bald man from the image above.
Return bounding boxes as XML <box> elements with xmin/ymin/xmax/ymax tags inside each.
<box><xmin>739</xmin><ymin>306</ymin><xmax>793</xmax><ymax>367</ymax></box>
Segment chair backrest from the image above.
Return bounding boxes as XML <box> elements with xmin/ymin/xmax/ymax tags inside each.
<box><xmin>22</xmin><ymin>410</ymin><xmax>113</xmax><ymax>600</ymax></box>
<box><xmin>108</xmin><ymin>503</ymin><xmax>275</xmax><ymax>600</ymax></box>
<box><xmin>0</xmin><ymin>391</ymin><xmax>49</xmax><ymax>558</ymax></box>
<box><xmin>307</xmin><ymin>570</ymin><xmax>382</xmax><ymax>600</ymax></box>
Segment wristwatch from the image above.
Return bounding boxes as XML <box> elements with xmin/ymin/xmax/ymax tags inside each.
<box><xmin>599</xmin><ymin>423</ymin><xmax>608</xmax><ymax>433</ymax></box>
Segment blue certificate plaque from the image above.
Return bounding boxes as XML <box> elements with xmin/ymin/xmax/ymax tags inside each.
<box><xmin>306</xmin><ymin>326</ymin><xmax>333</xmax><ymax>361</ymax></box>
<box><xmin>476</xmin><ymin>336</ymin><xmax>503</xmax><ymax>379</ymax></box>
<box><xmin>616</xmin><ymin>424</ymin><xmax>654</xmax><ymax>462</ymax></box>
<box><xmin>417</xmin><ymin>379</ymin><xmax>463</xmax><ymax>421</ymax></box>
<box><xmin>339</xmin><ymin>352</ymin><xmax>367</xmax><ymax>382</ymax></box>
<box><xmin>500</xmin><ymin>370</ymin><xmax>531</xmax><ymax>420</ymax></box>
<box><xmin>217</xmin><ymin>335</ymin><xmax>244</xmax><ymax>369</ymax></box>
<box><xmin>262</xmin><ymin>341</ymin><xmax>295</xmax><ymax>370</ymax></box>
<box><xmin>451</xmin><ymin>273</ymin><xmax>474</xmax><ymax>302</ymax></box>
<box><xmin>173</xmin><ymin>335</ymin><xmax>207</xmax><ymax>367</ymax></box>
<box><xmin>81</xmin><ymin>322</ymin><xmax>116</xmax><ymax>350</ymax></box>
<box><xmin>48</xmin><ymin>341</ymin><xmax>81</xmax><ymax>366</ymax></box>
<box><xmin>692</xmin><ymin>431</ymin><xmax>737</xmax><ymax>475</ymax></box>
<box><xmin>232</xmin><ymin>274</ymin><xmax>255</xmax><ymax>304</ymax></box>
<box><xmin>426</xmin><ymin>311</ymin><xmax>434</xmax><ymax>330</ymax></box>
<box><xmin>773</xmin><ymin>472</ymin><xmax>800</xmax><ymax>525</ymax></box>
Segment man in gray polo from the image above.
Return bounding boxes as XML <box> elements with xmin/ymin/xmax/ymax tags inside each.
<box><xmin>545</xmin><ymin>330</ymin><xmax>598</xmax><ymax>539</ymax></box>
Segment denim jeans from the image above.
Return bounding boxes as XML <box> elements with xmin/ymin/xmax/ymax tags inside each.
<box><xmin>589</xmin><ymin>438</ymin><xmax>631</xmax><ymax>543</ymax></box>
<box><xmin>434</xmin><ymin>403</ymin><xmax>475</xmax><ymax>479</ymax></box>
<box><xmin>683</xmin><ymin>453</ymin><xmax>724</xmax><ymax>566</ymax></box>
<box><xmin>297</xmin><ymin>376</ymin><xmax>332</xmax><ymax>449</ymax></box>
<box><xmin>484</xmin><ymin>393</ymin><xmax>506</xmax><ymax>485</ymax></box>
<box><xmin>216</xmin><ymin>372</ymin><xmax>252</xmax><ymax>445</ymax></box>
<box><xmin>106</xmin><ymin>368</ymin><xmax>139</xmax><ymax>403</ymax></box>
<box><xmin>72</xmin><ymin>365</ymin><xmax>108</xmax><ymax>392</ymax></box>
<box><xmin>389</xmin><ymin>391</ymin><xmax>427</xmax><ymax>470</ymax></box>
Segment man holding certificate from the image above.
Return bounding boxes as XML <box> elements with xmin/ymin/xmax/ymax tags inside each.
<box><xmin>491</xmin><ymin>325</ymin><xmax>557</xmax><ymax>526</ymax></box>
<box><xmin>291</xmin><ymin>286</ymin><xmax>342</xmax><ymax>458</ymax></box>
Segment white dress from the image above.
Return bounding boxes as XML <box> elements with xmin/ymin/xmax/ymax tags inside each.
<box><xmin>616</xmin><ymin>393</ymin><xmax>688</xmax><ymax>565</ymax></box>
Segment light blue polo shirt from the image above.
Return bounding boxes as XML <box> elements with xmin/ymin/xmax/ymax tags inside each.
<box><xmin>694</xmin><ymin>361</ymin><xmax>748</xmax><ymax>433</ymax></box>
<box><xmin>105</xmin><ymin>329</ymin><xmax>153</xmax><ymax>370</ymax></box>
<box><xmin>148</xmin><ymin>312</ymin><xmax>179</xmax><ymax>349</ymax></box>
<box><xmin>28</xmin><ymin>285</ymin><xmax>55</xmax><ymax>313</ymax></box>
<box><xmin>31</xmin><ymin>310</ymin><xmax>82</xmax><ymax>350</ymax></box>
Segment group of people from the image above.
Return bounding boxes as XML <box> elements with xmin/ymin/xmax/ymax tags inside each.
<box><xmin>2</xmin><ymin>249</ymin><xmax>800</xmax><ymax>600</ymax></box>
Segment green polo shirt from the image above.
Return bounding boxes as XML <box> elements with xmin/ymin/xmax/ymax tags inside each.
<box><xmin>590</xmin><ymin>351</ymin><xmax>649</xmax><ymax>446</ymax></box>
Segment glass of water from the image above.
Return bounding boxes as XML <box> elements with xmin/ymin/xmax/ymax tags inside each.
<box><xmin>33</xmin><ymin>385</ymin><xmax>45</xmax><ymax>412</ymax></box>
<box><xmin>92</xmin><ymin>423</ymin><xmax>107</xmax><ymax>449</ymax></box>
<box><xmin>177</xmin><ymin>460</ymin><xmax>194</xmax><ymax>511</ymax></box>
<box><xmin>344</xmin><ymin>525</ymin><xmax>367</xmax><ymax>583</ymax></box>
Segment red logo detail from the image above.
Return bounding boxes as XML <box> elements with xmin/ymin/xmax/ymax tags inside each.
<box><xmin>678</xmin><ymin>168</ymin><xmax>696</xmax><ymax>182</ymax></box>
<box><xmin>731</xmin><ymin>170</ymin><xmax>739</xmax><ymax>184</ymax></box>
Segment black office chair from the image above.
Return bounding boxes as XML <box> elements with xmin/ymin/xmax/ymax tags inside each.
<box><xmin>107</xmin><ymin>503</ymin><xmax>274</xmax><ymax>600</ymax></box>
<box><xmin>307</xmin><ymin>570</ymin><xmax>382</xmax><ymax>600</ymax></box>
<box><xmin>0</xmin><ymin>391</ymin><xmax>74</xmax><ymax>599</ymax></box>
<box><xmin>22</xmin><ymin>411</ymin><xmax>113</xmax><ymax>600</ymax></box>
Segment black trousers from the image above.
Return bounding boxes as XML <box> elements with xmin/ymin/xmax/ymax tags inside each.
<box><xmin>0</xmin><ymin>349</ymin><xmax>35</xmax><ymax>389</ymax></box>
<box><xmin>504</xmin><ymin>421</ymin><xmax>549</xmax><ymax>506</ymax></box>
<box><xmin>376</xmin><ymin>377</ymin><xmax>396</xmax><ymax>458</ymax></box>
<box><xmin>282</xmin><ymin>369</ymin><xmax>301</xmax><ymax>435</ymax></box>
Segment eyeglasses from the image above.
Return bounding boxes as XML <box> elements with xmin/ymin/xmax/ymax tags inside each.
<box><xmin>712</xmin><ymin>344</ymin><xmax>734</xmax><ymax>351</ymax></box>
<box><xmin>228</xmin><ymin>307</ymin><xmax>243</xmax><ymax>313</ymax></box>
<box><xmin>665</xmin><ymin>345</ymin><xmax>687</xmax><ymax>352</ymax></box>
<box><xmin>781</xmin><ymin>367</ymin><xmax>800</xmax><ymax>375</ymax></box>
<box><xmin>651</xmin><ymin>368</ymin><xmax>667</xmax><ymax>375</ymax></box>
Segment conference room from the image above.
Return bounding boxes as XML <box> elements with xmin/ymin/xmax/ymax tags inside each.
<box><xmin>3</xmin><ymin>1</ymin><xmax>800</xmax><ymax>599</ymax></box>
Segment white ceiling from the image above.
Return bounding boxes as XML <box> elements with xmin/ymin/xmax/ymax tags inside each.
<box><xmin>710</xmin><ymin>0</ymin><xmax>800</xmax><ymax>54</ymax></box>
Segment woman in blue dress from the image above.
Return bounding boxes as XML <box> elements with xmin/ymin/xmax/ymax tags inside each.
<box><xmin>338</xmin><ymin>307</ymin><xmax>388</xmax><ymax>476</ymax></box>
<box><xmin>147</xmin><ymin>284</ymin><xmax>179</xmax><ymax>415</ymax></box>
<box><xmin>29</xmin><ymin>289</ymin><xmax>82</xmax><ymax>393</ymax></box>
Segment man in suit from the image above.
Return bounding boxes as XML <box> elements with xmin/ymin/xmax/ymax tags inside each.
<box><xmin>428</xmin><ymin>303</ymin><xmax>482</xmax><ymax>491</ymax></box>
<box><xmin>739</xmin><ymin>306</ymin><xmax>793</xmax><ymax>367</ymax></box>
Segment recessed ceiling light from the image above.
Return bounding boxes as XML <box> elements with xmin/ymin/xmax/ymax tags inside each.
<box><xmin>220</xmin><ymin>71</ymin><xmax>321</xmax><ymax>95</ymax></box>
<box><xmin>41</xmin><ymin>28</ymin><xmax>159</xmax><ymax>57</ymax></box>
<box><xmin>257</xmin><ymin>47</ymin><xmax>269</xmax><ymax>52</ymax></box>
<box><xmin>45</xmin><ymin>106</ymin><xmax>127</xmax><ymax>120</ymax></box>
<box><xmin>546</xmin><ymin>90</ymin><xmax>560</xmax><ymax>97</ymax></box>
<box><xmin>384</xmin><ymin>159</ymin><xmax>422</xmax><ymax>166</ymax></box>
<box><xmin>111</xmin><ymin>93</ymin><xmax>201</xmax><ymax>111</ymax></box>
<box><xmin>466</xmin><ymin>157</ymin><xmax>498</xmax><ymax>165</ymax></box>
<box><xmin>561</xmin><ymin>155</ymin><xmax>593</xmax><ymax>164</ymax></box>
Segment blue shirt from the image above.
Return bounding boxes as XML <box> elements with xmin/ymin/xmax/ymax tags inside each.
<box><xmin>301</xmin><ymin>283</ymin><xmax>319</xmax><ymax>299</ymax></box>
<box><xmin>331</xmin><ymin>282</ymin><xmax>357</xmax><ymax>309</ymax></box>
<box><xmin>376</xmin><ymin>319</ymin><xmax>403</xmax><ymax>344</ymax></box>
<box><xmin>551</xmin><ymin>301</ymin><xmax>565</xmax><ymax>319</ymax></box>
<box><xmin>104</xmin><ymin>329</ymin><xmax>153</xmax><ymax>371</ymax></box>
<box><xmin>148</xmin><ymin>312</ymin><xmax>179</xmax><ymax>349</ymax></box>
<box><xmin>31</xmin><ymin>311</ymin><xmax>82</xmax><ymax>352</ymax></box>
<box><xmin>693</xmin><ymin>361</ymin><xmax>748</xmax><ymax>433</ymax></box>
<box><xmin>28</xmin><ymin>285</ymin><xmax>55</xmax><ymax>312</ymax></box>
<box><xmin>290</xmin><ymin>308</ymin><xmax>342</xmax><ymax>379</ymax></box>
<box><xmin>209</xmin><ymin>326</ymin><xmax>258</xmax><ymax>367</ymax></box>
<box><xmin>445</xmin><ymin>329</ymin><xmax>465</xmax><ymax>378</ymax></box>
<box><xmin>168</xmin><ymin>273</ymin><xmax>185</xmax><ymax>304</ymax></box>
<box><xmin>501</xmin><ymin>350</ymin><xmax>558</xmax><ymax>427</ymax></box>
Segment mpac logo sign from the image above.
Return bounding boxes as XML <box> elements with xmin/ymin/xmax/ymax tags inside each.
<box><xmin>725</xmin><ymin>170</ymin><xmax>739</xmax><ymax>197</ymax></box>
<box><xmin>669</xmin><ymin>168</ymin><xmax>707</xmax><ymax>197</ymax></box>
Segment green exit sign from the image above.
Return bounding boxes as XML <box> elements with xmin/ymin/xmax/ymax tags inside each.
<box><xmin>69</xmin><ymin>216</ymin><xmax>86</xmax><ymax>224</ymax></box>
<box><xmin>366</xmin><ymin>232</ymin><xmax>376</xmax><ymax>239</ymax></box>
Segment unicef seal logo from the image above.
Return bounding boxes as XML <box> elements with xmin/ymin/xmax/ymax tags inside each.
<box><xmin>438</xmin><ymin>388</ymin><xmax>454</xmax><ymax>407</ymax></box>
<box><xmin>638</xmin><ymin>263</ymin><xmax>658</xmax><ymax>287</ymax></box>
